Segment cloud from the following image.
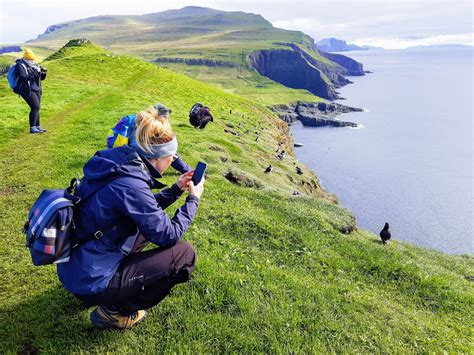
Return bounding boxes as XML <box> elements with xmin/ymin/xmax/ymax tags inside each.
<box><xmin>273</xmin><ymin>18</ymin><xmax>317</xmax><ymax>32</ymax></box>
<box><xmin>1</xmin><ymin>0</ymin><xmax>473</xmax><ymax>46</ymax></box>
<box><xmin>352</xmin><ymin>33</ymin><xmax>474</xmax><ymax>49</ymax></box>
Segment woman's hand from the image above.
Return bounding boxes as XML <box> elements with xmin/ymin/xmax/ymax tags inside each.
<box><xmin>176</xmin><ymin>170</ymin><xmax>195</xmax><ymax>191</ymax></box>
<box><xmin>188</xmin><ymin>177</ymin><xmax>205</xmax><ymax>199</ymax></box>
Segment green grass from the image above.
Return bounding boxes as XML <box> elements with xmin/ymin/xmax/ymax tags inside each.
<box><xmin>24</xmin><ymin>7</ymin><xmax>342</xmax><ymax>106</ymax></box>
<box><xmin>0</xmin><ymin>44</ymin><xmax>472</xmax><ymax>353</ymax></box>
<box><xmin>155</xmin><ymin>62</ymin><xmax>322</xmax><ymax>106</ymax></box>
<box><xmin>0</xmin><ymin>55</ymin><xmax>15</xmax><ymax>74</ymax></box>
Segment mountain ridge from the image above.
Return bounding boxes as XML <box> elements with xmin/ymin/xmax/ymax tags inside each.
<box><xmin>25</xmin><ymin>6</ymin><xmax>365</xmax><ymax>103</ymax></box>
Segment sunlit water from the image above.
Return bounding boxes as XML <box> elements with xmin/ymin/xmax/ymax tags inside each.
<box><xmin>291</xmin><ymin>47</ymin><xmax>473</xmax><ymax>254</ymax></box>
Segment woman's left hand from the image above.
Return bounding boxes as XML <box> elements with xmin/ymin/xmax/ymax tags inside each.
<box><xmin>176</xmin><ymin>170</ymin><xmax>195</xmax><ymax>191</ymax></box>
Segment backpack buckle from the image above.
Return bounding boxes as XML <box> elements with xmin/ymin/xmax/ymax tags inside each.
<box><xmin>94</xmin><ymin>230</ymin><xmax>103</xmax><ymax>239</ymax></box>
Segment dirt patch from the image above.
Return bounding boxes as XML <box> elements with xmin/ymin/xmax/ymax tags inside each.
<box><xmin>208</xmin><ymin>144</ymin><xmax>226</xmax><ymax>152</ymax></box>
<box><xmin>224</xmin><ymin>168</ymin><xmax>263</xmax><ymax>189</ymax></box>
<box><xmin>0</xmin><ymin>186</ymin><xmax>16</xmax><ymax>197</ymax></box>
<box><xmin>338</xmin><ymin>215</ymin><xmax>357</xmax><ymax>235</ymax></box>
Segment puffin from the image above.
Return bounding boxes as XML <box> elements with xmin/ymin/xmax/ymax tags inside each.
<box><xmin>296</xmin><ymin>166</ymin><xmax>303</xmax><ymax>175</ymax></box>
<box><xmin>380</xmin><ymin>222</ymin><xmax>391</xmax><ymax>244</ymax></box>
<box><xmin>264</xmin><ymin>164</ymin><xmax>273</xmax><ymax>174</ymax></box>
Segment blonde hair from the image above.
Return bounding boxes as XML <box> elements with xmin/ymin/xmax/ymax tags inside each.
<box><xmin>135</xmin><ymin>107</ymin><xmax>175</xmax><ymax>154</ymax></box>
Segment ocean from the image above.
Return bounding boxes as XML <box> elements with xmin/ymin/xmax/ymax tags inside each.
<box><xmin>291</xmin><ymin>47</ymin><xmax>473</xmax><ymax>254</ymax></box>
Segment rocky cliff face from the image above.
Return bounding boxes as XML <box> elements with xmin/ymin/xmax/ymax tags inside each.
<box><xmin>43</xmin><ymin>23</ymin><xmax>69</xmax><ymax>35</ymax></box>
<box><xmin>273</xmin><ymin>101</ymin><xmax>363</xmax><ymax>128</ymax></box>
<box><xmin>248</xmin><ymin>49</ymin><xmax>338</xmax><ymax>100</ymax></box>
<box><xmin>318</xmin><ymin>51</ymin><xmax>365</xmax><ymax>76</ymax></box>
<box><xmin>283</xmin><ymin>43</ymin><xmax>352</xmax><ymax>88</ymax></box>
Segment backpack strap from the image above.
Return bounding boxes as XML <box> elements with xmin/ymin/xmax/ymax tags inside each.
<box><xmin>71</xmin><ymin>152</ymin><xmax>144</xmax><ymax>248</ymax></box>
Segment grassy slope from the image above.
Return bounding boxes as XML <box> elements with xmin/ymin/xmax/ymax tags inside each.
<box><xmin>156</xmin><ymin>62</ymin><xmax>320</xmax><ymax>106</ymax></box>
<box><xmin>0</xmin><ymin>46</ymin><xmax>472</xmax><ymax>353</ymax></box>
<box><xmin>26</xmin><ymin>8</ymin><xmax>328</xmax><ymax>106</ymax></box>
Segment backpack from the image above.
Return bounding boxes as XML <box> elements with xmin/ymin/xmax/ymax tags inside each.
<box><xmin>7</xmin><ymin>63</ymin><xmax>26</xmax><ymax>94</ymax></box>
<box><xmin>24</xmin><ymin>173</ymin><xmax>138</xmax><ymax>266</ymax></box>
<box><xmin>189</xmin><ymin>102</ymin><xmax>213</xmax><ymax>129</ymax></box>
<box><xmin>106</xmin><ymin>114</ymin><xmax>137</xmax><ymax>149</ymax></box>
<box><xmin>24</xmin><ymin>182</ymin><xmax>80</xmax><ymax>266</ymax></box>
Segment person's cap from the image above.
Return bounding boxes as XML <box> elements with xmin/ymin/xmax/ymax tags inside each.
<box><xmin>153</xmin><ymin>103</ymin><xmax>172</xmax><ymax>116</ymax></box>
<box><xmin>23</xmin><ymin>48</ymin><xmax>37</xmax><ymax>61</ymax></box>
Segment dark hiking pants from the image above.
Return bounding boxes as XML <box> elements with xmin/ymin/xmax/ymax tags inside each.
<box><xmin>20</xmin><ymin>89</ymin><xmax>41</xmax><ymax>127</ymax></box>
<box><xmin>76</xmin><ymin>236</ymin><xmax>197</xmax><ymax>316</ymax></box>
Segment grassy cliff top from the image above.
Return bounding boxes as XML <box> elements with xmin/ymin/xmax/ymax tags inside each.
<box><xmin>24</xmin><ymin>7</ymin><xmax>348</xmax><ymax>106</ymax></box>
<box><xmin>27</xmin><ymin>6</ymin><xmax>310</xmax><ymax>56</ymax></box>
<box><xmin>0</xmin><ymin>43</ymin><xmax>472</xmax><ymax>353</ymax></box>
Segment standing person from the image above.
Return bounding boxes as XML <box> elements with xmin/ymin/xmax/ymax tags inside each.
<box><xmin>15</xmin><ymin>48</ymin><xmax>47</xmax><ymax>134</ymax></box>
<box><xmin>57</xmin><ymin>107</ymin><xmax>205</xmax><ymax>329</ymax></box>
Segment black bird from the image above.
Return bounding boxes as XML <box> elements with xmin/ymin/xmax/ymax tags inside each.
<box><xmin>277</xmin><ymin>151</ymin><xmax>286</xmax><ymax>160</ymax></box>
<box><xmin>296</xmin><ymin>166</ymin><xmax>303</xmax><ymax>175</ymax></box>
<box><xmin>264</xmin><ymin>164</ymin><xmax>273</xmax><ymax>173</ymax></box>
<box><xmin>380</xmin><ymin>222</ymin><xmax>391</xmax><ymax>244</ymax></box>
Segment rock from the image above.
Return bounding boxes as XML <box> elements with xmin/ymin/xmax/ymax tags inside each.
<box><xmin>63</xmin><ymin>38</ymin><xmax>91</xmax><ymax>47</ymax></box>
<box><xmin>318</xmin><ymin>51</ymin><xmax>365</xmax><ymax>76</ymax></box>
<box><xmin>272</xmin><ymin>101</ymin><xmax>363</xmax><ymax>128</ymax></box>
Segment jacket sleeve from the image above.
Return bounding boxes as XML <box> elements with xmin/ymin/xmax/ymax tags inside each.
<box><xmin>40</xmin><ymin>71</ymin><xmax>47</xmax><ymax>81</ymax></box>
<box><xmin>154</xmin><ymin>183</ymin><xmax>184</xmax><ymax>209</ymax></box>
<box><xmin>114</xmin><ymin>185</ymin><xmax>199</xmax><ymax>248</ymax></box>
<box><xmin>171</xmin><ymin>154</ymin><xmax>193</xmax><ymax>174</ymax></box>
<box><xmin>15</xmin><ymin>63</ymin><xmax>30</xmax><ymax>82</ymax></box>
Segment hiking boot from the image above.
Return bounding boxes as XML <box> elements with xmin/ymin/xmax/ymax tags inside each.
<box><xmin>90</xmin><ymin>306</ymin><xmax>147</xmax><ymax>330</ymax></box>
<box><xmin>29</xmin><ymin>126</ymin><xmax>43</xmax><ymax>134</ymax></box>
<box><xmin>36</xmin><ymin>126</ymin><xmax>47</xmax><ymax>132</ymax></box>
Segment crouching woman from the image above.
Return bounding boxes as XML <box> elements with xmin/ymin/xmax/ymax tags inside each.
<box><xmin>56</xmin><ymin>108</ymin><xmax>204</xmax><ymax>329</ymax></box>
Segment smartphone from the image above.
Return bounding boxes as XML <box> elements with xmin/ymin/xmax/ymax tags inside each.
<box><xmin>192</xmin><ymin>162</ymin><xmax>207</xmax><ymax>185</ymax></box>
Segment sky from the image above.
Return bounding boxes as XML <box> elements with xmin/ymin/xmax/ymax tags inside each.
<box><xmin>1</xmin><ymin>0</ymin><xmax>473</xmax><ymax>49</ymax></box>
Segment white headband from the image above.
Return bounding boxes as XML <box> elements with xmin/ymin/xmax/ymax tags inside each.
<box><xmin>135</xmin><ymin>136</ymin><xmax>178</xmax><ymax>159</ymax></box>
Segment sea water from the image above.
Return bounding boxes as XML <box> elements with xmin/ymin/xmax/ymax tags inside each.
<box><xmin>291</xmin><ymin>47</ymin><xmax>473</xmax><ymax>254</ymax></box>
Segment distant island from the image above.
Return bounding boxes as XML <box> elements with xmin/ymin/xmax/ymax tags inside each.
<box><xmin>315</xmin><ymin>37</ymin><xmax>381</xmax><ymax>52</ymax></box>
